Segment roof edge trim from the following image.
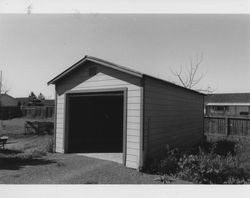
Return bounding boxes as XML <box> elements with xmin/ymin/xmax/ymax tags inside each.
<box><xmin>47</xmin><ymin>55</ymin><xmax>143</xmax><ymax>85</ymax></box>
<box><xmin>143</xmin><ymin>75</ymin><xmax>205</xmax><ymax>96</ymax></box>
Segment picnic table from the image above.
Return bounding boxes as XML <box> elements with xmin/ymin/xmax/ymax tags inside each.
<box><xmin>0</xmin><ymin>136</ymin><xmax>8</xmax><ymax>149</ymax></box>
<box><xmin>24</xmin><ymin>121</ymin><xmax>54</xmax><ymax>135</ymax></box>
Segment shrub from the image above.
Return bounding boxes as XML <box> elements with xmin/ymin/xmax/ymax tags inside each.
<box><xmin>143</xmin><ymin>145</ymin><xmax>182</xmax><ymax>175</ymax></box>
<box><xmin>157</xmin><ymin>147</ymin><xmax>180</xmax><ymax>175</ymax></box>
<box><xmin>212</xmin><ymin>140</ymin><xmax>236</xmax><ymax>156</ymax></box>
<box><xmin>190</xmin><ymin>140</ymin><xmax>236</xmax><ymax>156</ymax></box>
<box><xmin>145</xmin><ymin>141</ymin><xmax>250</xmax><ymax>184</ymax></box>
<box><xmin>177</xmin><ymin>149</ymin><xmax>248</xmax><ymax>184</ymax></box>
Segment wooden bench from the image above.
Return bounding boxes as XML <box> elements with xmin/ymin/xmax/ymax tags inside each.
<box><xmin>24</xmin><ymin>121</ymin><xmax>54</xmax><ymax>135</ymax></box>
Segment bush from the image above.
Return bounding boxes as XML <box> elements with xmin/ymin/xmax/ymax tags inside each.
<box><xmin>177</xmin><ymin>150</ymin><xmax>248</xmax><ymax>184</ymax></box>
<box><xmin>186</xmin><ymin>140</ymin><xmax>236</xmax><ymax>156</ymax></box>
<box><xmin>143</xmin><ymin>145</ymin><xmax>182</xmax><ymax>175</ymax></box>
<box><xmin>144</xmin><ymin>141</ymin><xmax>250</xmax><ymax>184</ymax></box>
<box><xmin>209</xmin><ymin>140</ymin><xmax>236</xmax><ymax>156</ymax></box>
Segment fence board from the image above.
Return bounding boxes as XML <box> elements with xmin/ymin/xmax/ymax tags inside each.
<box><xmin>204</xmin><ymin>116</ymin><xmax>250</xmax><ymax>138</ymax></box>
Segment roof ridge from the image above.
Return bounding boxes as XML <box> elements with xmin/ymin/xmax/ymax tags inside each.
<box><xmin>48</xmin><ymin>55</ymin><xmax>204</xmax><ymax>95</ymax></box>
<box><xmin>86</xmin><ymin>55</ymin><xmax>143</xmax><ymax>76</ymax></box>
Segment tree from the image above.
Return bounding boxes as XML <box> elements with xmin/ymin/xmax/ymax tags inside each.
<box><xmin>28</xmin><ymin>91</ymin><xmax>37</xmax><ymax>101</ymax></box>
<box><xmin>171</xmin><ymin>53</ymin><xmax>214</xmax><ymax>94</ymax></box>
<box><xmin>28</xmin><ymin>91</ymin><xmax>37</xmax><ymax>106</ymax></box>
<box><xmin>0</xmin><ymin>71</ymin><xmax>10</xmax><ymax>95</ymax></box>
<box><xmin>37</xmin><ymin>93</ymin><xmax>45</xmax><ymax>101</ymax></box>
<box><xmin>28</xmin><ymin>92</ymin><xmax>43</xmax><ymax>106</ymax></box>
<box><xmin>0</xmin><ymin>70</ymin><xmax>10</xmax><ymax>127</ymax></box>
<box><xmin>0</xmin><ymin>83</ymin><xmax>9</xmax><ymax>94</ymax></box>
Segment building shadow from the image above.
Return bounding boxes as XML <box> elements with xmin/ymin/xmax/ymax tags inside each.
<box><xmin>0</xmin><ymin>149</ymin><xmax>56</xmax><ymax>170</ymax></box>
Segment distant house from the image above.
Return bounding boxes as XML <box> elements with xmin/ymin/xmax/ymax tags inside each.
<box><xmin>0</xmin><ymin>94</ymin><xmax>20</xmax><ymax>119</ymax></box>
<box><xmin>0</xmin><ymin>94</ymin><xmax>18</xmax><ymax>107</ymax></box>
<box><xmin>205</xmin><ymin>93</ymin><xmax>250</xmax><ymax>116</ymax></box>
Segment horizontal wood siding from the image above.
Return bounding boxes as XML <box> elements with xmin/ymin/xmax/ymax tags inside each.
<box><xmin>55</xmin><ymin>94</ymin><xmax>64</xmax><ymax>153</ymax></box>
<box><xmin>144</xmin><ymin>77</ymin><xmax>204</xmax><ymax>160</ymax></box>
<box><xmin>55</xmin><ymin>62</ymin><xmax>142</xmax><ymax>169</ymax></box>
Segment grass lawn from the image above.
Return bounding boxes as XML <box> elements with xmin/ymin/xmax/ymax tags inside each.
<box><xmin>0</xmin><ymin>117</ymin><xmax>53</xmax><ymax>136</ymax></box>
<box><xmin>0</xmin><ymin>118</ymin><xmax>164</xmax><ymax>184</ymax></box>
<box><xmin>4</xmin><ymin>118</ymin><xmax>250</xmax><ymax>184</ymax></box>
<box><xmin>0</xmin><ymin>153</ymin><xmax>163</xmax><ymax>184</ymax></box>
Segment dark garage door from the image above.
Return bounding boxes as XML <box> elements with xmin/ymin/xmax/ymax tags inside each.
<box><xmin>67</xmin><ymin>91</ymin><xmax>124</xmax><ymax>153</ymax></box>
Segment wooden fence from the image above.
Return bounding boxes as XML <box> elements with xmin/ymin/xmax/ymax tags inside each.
<box><xmin>0</xmin><ymin>106</ymin><xmax>22</xmax><ymax>120</ymax></box>
<box><xmin>204</xmin><ymin>116</ymin><xmax>250</xmax><ymax>139</ymax></box>
<box><xmin>21</xmin><ymin>106</ymin><xmax>54</xmax><ymax>119</ymax></box>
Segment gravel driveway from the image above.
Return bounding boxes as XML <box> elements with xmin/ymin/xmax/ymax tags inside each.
<box><xmin>0</xmin><ymin>153</ymin><xmax>160</xmax><ymax>184</ymax></box>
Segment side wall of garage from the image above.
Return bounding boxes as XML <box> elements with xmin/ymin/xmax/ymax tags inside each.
<box><xmin>54</xmin><ymin>61</ymin><xmax>142</xmax><ymax>169</ymax></box>
<box><xmin>143</xmin><ymin>76</ymin><xmax>204</xmax><ymax>160</ymax></box>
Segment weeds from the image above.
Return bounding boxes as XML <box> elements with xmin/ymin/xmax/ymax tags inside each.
<box><xmin>144</xmin><ymin>140</ymin><xmax>250</xmax><ymax>184</ymax></box>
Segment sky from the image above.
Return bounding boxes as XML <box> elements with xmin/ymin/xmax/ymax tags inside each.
<box><xmin>0</xmin><ymin>14</ymin><xmax>249</xmax><ymax>98</ymax></box>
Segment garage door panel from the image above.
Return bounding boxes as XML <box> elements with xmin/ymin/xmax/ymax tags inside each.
<box><xmin>67</xmin><ymin>92</ymin><xmax>124</xmax><ymax>153</ymax></box>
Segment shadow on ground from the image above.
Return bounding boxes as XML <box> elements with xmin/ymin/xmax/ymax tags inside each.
<box><xmin>0</xmin><ymin>149</ymin><xmax>22</xmax><ymax>155</ymax></box>
<box><xmin>0</xmin><ymin>149</ymin><xmax>56</xmax><ymax>170</ymax></box>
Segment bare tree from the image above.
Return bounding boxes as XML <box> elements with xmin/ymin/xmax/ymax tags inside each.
<box><xmin>0</xmin><ymin>83</ymin><xmax>10</xmax><ymax>94</ymax></box>
<box><xmin>0</xmin><ymin>70</ymin><xmax>10</xmax><ymax>128</ymax></box>
<box><xmin>0</xmin><ymin>71</ymin><xmax>10</xmax><ymax>95</ymax></box>
<box><xmin>171</xmin><ymin>53</ymin><xmax>214</xmax><ymax>94</ymax></box>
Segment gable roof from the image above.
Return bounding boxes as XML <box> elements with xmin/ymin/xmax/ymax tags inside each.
<box><xmin>205</xmin><ymin>93</ymin><xmax>250</xmax><ymax>104</ymax></box>
<box><xmin>48</xmin><ymin>55</ymin><xmax>204</xmax><ymax>95</ymax></box>
<box><xmin>48</xmin><ymin>56</ymin><xmax>143</xmax><ymax>85</ymax></box>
